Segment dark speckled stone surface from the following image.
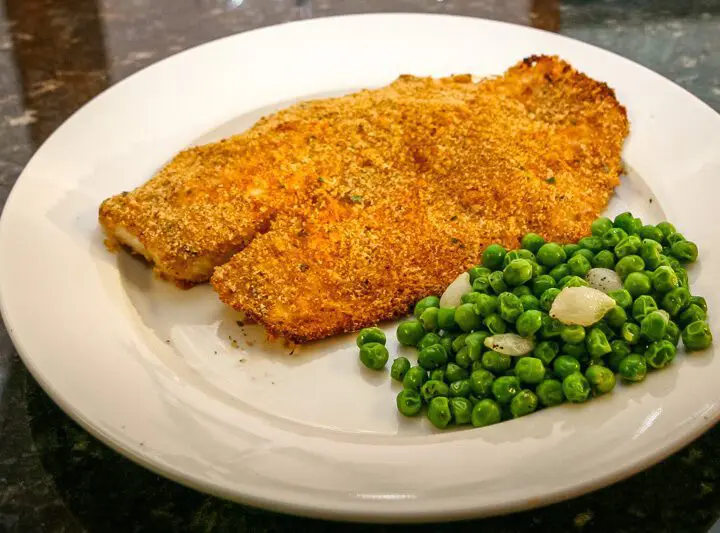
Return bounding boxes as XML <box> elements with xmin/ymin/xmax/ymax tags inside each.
<box><xmin>1</xmin><ymin>1</ymin><xmax>720</xmax><ymax>531</ymax></box>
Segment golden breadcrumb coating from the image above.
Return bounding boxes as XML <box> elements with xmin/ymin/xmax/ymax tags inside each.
<box><xmin>210</xmin><ymin>56</ymin><xmax>629</xmax><ymax>342</ymax></box>
<box><xmin>100</xmin><ymin>56</ymin><xmax>628</xmax><ymax>342</ymax></box>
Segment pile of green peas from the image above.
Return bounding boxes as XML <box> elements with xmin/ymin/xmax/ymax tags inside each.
<box><xmin>356</xmin><ymin>212</ymin><xmax>713</xmax><ymax>430</ymax></box>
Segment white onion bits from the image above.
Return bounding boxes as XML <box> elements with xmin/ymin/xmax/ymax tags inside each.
<box><xmin>440</xmin><ymin>272</ymin><xmax>472</xmax><ymax>308</ymax></box>
<box><xmin>550</xmin><ymin>286</ymin><xmax>617</xmax><ymax>326</ymax></box>
<box><xmin>484</xmin><ymin>334</ymin><xmax>535</xmax><ymax>356</ymax></box>
<box><xmin>585</xmin><ymin>268</ymin><xmax>623</xmax><ymax>294</ymax></box>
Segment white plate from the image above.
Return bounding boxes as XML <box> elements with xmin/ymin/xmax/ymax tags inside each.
<box><xmin>1</xmin><ymin>14</ymin><xmax>719</xmax><ymax>523</ymax></box>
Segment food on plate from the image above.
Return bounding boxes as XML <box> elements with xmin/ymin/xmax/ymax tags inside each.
<box><xmin>99</xmin><ymin>56</ymin><xmax>627</xmax><ymax>341</ymax></box>
<box><xmin>210</xmin><ymin>56</ymin><xmax>629</xmax><ymax>342</ymax></box>
<box><xmin>357</xmin><ymin>213</ymin><xmax>712</xmax><ymax>429</ymax></box>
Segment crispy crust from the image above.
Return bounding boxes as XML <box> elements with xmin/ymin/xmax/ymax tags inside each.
<box><xmin>209</xmin><ymin>56</ymin><xmax>629</xmax><ymax>343</ymax></box>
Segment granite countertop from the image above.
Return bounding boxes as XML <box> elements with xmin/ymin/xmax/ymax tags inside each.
<box><xmin>1</xmin><ymin>1</ymin><xmax>719</xmax><ymax>531</ymax></box>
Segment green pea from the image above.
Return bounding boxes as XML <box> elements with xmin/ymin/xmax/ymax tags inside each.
<box><xmin>585</xmin><ymin>365</ymin><xmax>616</xmax><ymax>395</ymax></box>
<box><xmin>511</xmin><ymin>285</ymin><xmax>531</xmax><ymax>298</ymax></box>
<box><xmin>437</xmin><ymin>307</ymin><xmax>458</xmax><ymax>331</ymax></box>
<box><xmin>390</xmin><ymin>357</ymin><xmax>411</xmax><ymax>381</ymax></box>
<box><xmin>624</xmin><ymin>271</ymin><xmax>652</xmax><ymax>297</ymax></box>
<box><xmin>429</xmin><ymin>368</ymin><xmax>446</xmax><ymax>382</ymax></box>
<box><xmin>566</xmin><ymin>254</ymin><xmax>591</xmax><ymax>277</ymax></box>
<box><xmin>492</xmin><ymin>376</ymin><xmax>521</xmax><ymax>404</ymax></box>
<box><xmin>497</xmin><ymin>292</ymin><xmax>522</xmax><ymax>323</ymax></box>
<box><xmin>602</xmin><ymin>227</ymin><xmax>628</xmax><ymax>249</ymax></box>
<box><xmin>482</xmin><ymin>244</ymin><xmax>506</xmax><ymax>270</ymax></box>
<box><xmin>640</xmin><ymin>311</ymin><xmax>668</xmax><ymax>341</ymax></box>
<box><xmin>619</xmin><ymin>354</ymin><xmax>647</xmax><ymax>382</ymax></box>
<box><xmin>396</xmin><ymin>389</ymin><xmax>423</xmax><ymax>417</ymax></box>
<box><xmin>519</xmin><ymin>294</ymin><xmax>541</xmax><ymax>312</ymax></box>
<box><xmin>414</xmin><ymin>296</ymin><xmax>440</xmax><ymax>318</ymax></box>
<box><xmin>468</xmin><ymin>266</ymin><xmax>492</xmax><ymax>283</ymax></box>
<box><xmin>572</xmin><ymin>248</ymin><xmax>596</xmax><ymax>263</ymax></box>
<box><xmin>418</xmin><ymin>344</ymin><xmax>449</xmax><ymax>370</ymax></box>
<box><xmin>427</xmin><ymin>396</ymin><xmax>452</xmax><ymax>429</ymax></box>
<box><xmin>562</xmin><ymin>372</ymin><xmax>591</xmax><ymax>403</ymax></box>
<box><xmin>678</xmin><ymin>304</ymin><xmax>705</xmax><ymax>329</ymax></box>
<box><xmin>579</xmin><ymin>236</ymin><xmax>604</xmax><ymax>253</ymax></box>
<box><xmin>417</xmin><ymin>332</ymin><xmax>442</xmax><ymax>351</ymax></box>
<box><xmin>540</xmin><ymin>288</ymin><xmax>561</xmax><ymax>311</ymax></box>
<box><xmin>451</xmin><ymin>334</ymin><xmax>468</xmax><ymax>353</ymax></box>
<box><xmin>661</xmin><ymin>287</ymin><xmax>691</xmax><ymax>316</ymax></box>
<box><xmin>439</xmin><ymin>336</ymin><xmax>454</xmax><ymax>355</ymax></box>
<box><xmin>614</xmin><ymin>212</ymin><xmax>642</xmax><ymax>235</ymax></box>
<box><xmin>503</xmin><ymin>259</ymin><xmax>533</xmax><ymax>287</ymax></box>
<box><xmin>548</xmin><ymin>264</ymin><xmax>571</xmax><ymax>282</ymax></box>
<box><xmin>682</xmin><ymin>321</ymin><xmax>713</xmax><ymax>351</ymax></box>
<box><xmin>471</xmin><ymin>293</ymin><xmax>497</xmax><ymax>318</ymax></box>
<box><xmin>356</xmin><ymin>327</ymin><xmax>386</xmax><ymax>347</ymax></box>
<box><xmin>562</xmin><ymin>342</ymin><xmax>588</xmax><ymax>360</ymax></box>
<box><xmin>488</xmin><ymin>271</ymin><xmax>508</xmax><ymax>294</ymax></box>
<box><xmin>664</xmin><ymin>255</ymin><xmax>682</xmax><ymax>271</ymax></box>
<box><xmin>690</xmin><ymin>296</ymin><xmax>708</xmax><ymax>313</ymax></box>
<box><xmin>644</xmin><ymin>340</ymin><xmax>676</xmax><ymax>369</ymax></box>
<box><xmin>484</xmin><ymin>313</ymin><xmax>507</xmax><ymax>335</ymax></box>
<box><xmin>563</xmin><ymin>244</ymin><xmax>582</xmax><ymax>257</ymax></box>
<box><xmin>664</xmin><ymin>320</ymin><xmax>681</xmax><ymax>347</ymax></box>
<box><xmin>481</xmin><ymin>350</ymin><xmax>512</xmax><ymax>373</ymax></box>
<box><xmin>586</xmin><ymin>327</ymin><xmax>612</xmax><ymax>358</ymax></box>
<box><xmin>656</xmin><ymin>221</ymin><xmax>676</xmax><ymax>242</ymax></box>
<box><xmin>553</xmin><ymin>355</ymin><xmax>581</xmax><ymax>379</ymax></box>
<box><xmin>540</xmin><ymin>314</ymin><xmax>564</xmax><ymax>338</ymax></box>
<box><xmin>605</xmin><ymin>306</ymin><xmax>628</xmax><ymax>329</ymax></box>
<box><xmin>419</xmin><ymin>306</ymin><xmax>439</xmax><ymax>332</ymax></box>
<box><xmin>402</xmin><ymin>366</ymin><xmax>427</xmax><ymax>390</ymax></box>
<box><xmin>536</xmin><ymin>379</ymin><xmax>564</xmax><ymax>407</ymax></box>
<box><xmin>461</xmin><ymin>292</ymin><xmax>483</xmax><ymax>306</ymax></box>
<box><xmin>471</xmin><ymin>398</ymin><xmax>502</xmax><ymax>427</ymax></box>
<box><xmin>608</xmin><ymin>339</ymin><xmax>631</xmax><ymax>371</ymax></box>
<box><xmin>636</xmin><ymin>225</ymin><xmax>661</xmax><ymax>243</ymax></box>
<box><xmin>452</xmin><ymin>347</ymin><xmax>470</xmax><ymax>369</ymax></box>
<box><xmin>445</xmin><ymin>363</ymin><xmax>468</xmax><ymax>383</ymax></box>
<box><xmin>503</xmin><ymin>249</ymin><xmax>536</xmax><ymax>267</ymax></box>
<box><xmin>472</xmin><ymin>272</ymin><xmax>491</xmax><ymax>293</ymax></box>
<box><xmin>592</xmin><ymin>250</ymin><xmax>616</xmax><ymax>269</ymax></box>
<box><xmin>515</xmin><ymin>357</ymin><xmax>546</xmax><ymax>385</ymax></box>
<box><xmin>675</xmin><ymin>267</ymin><xmax>689</xmax><ymax>290</ymax></box>
<box><xmin>359</xmin><ymin>342</ymin><xmax>389</xmax><ymax>370</ymax></box>
<box><xmin>670</xmin><ymin>240</ymin><xmax>698</xmax><ymax>263</ymax></box>
<box><xmin>609</xmin><ymin>289</ymin><xmax>633</xmax><ymax>309</ymax></box>
<box><xmin>510</xmin><ymin>390</ymin><xmax>538</xmax><ymax>418</ymax></box>
<box><xmin>516</xmin><ymin>310</ymin><xmax>543</xmax><ymax>337</ymax></box>
<box><xmin>665</xmin><ymin>231</ymin><xmax>685</xmax><ymax>245</ymax></box>
<box><xmin>521</xmin><ymin>232</ymin><xmax>546</xmax><ymax>254</ymax></box>
<box><xmin>469</xmin><ymin>369</ymin><xmax>495</xmax><ymax>397</ymax></box>
<box><xmin>651</xmin><ymin>265</ymin><xmax>679</xmax><ymax>293</ymax></box>
<box><xmin>639</xmin><ymin>239</ymin><xmax>663</xmax><ymax>270</ymax></box>
<box><xmin>537</xmin><ymin>243</ymin><xmax>567</xmax><ymax>267</ymax></box>
<box><xmin>449</xmin><ymin>378</ymin><xmax>472</xmax><ymax>398</ymax></box>
<box><xmin>560</xmin><ymin>275</ymin><xmax>589</xmax><ymax>289</ymax></box>
<box><xmin>621</xmin><ymin>322</ymin><xmax>642</xmax><ymax>345</ymax></box>
<box><xmin>465</xmin><ymin>331</ymin><xmax>489</xmax><ymax>359</ymax></box>
<box><xmin>615</xmin><ymin>255</ymin><xmax>645</xmax><ymax>280</ymax></box>
<box><xmin>421</xmin><ymin>379</ymin><xmax>450</xmax><ymax>403</ymax></box>
<box><xmin>454</xmin><ymin>303</ymin><xmax>482</xmax><ymax>332</ymax></box>
<box><xmin>533</xmin><ymin>340</ymin><xmax>559</xmax><ymax>365</ymax></box>
<box><xmin>449</xmin><ymin>397</ymin><xmax>473</xmax><ymax>425</ymax></box>
<box><xmin>615</xmin><ymin>235</ymin><xmax>642</xmax><ymax>258</ymax></box>
<box><xmin>591</xmin><ymin>216</ymin><xmax>614</xmax><ymax>237</ymax></box>
<box><xmin>528</xmin><ymin>274</ymin><xmax>553</xmax><ymax>297</ymax></box>
<box><xmin>561</xmin><ymin>325</ymin><xmax>586</xmax><ymax>345</ymax></box>
<box><xmin>632</xmin><ymin>295</ymin><xmax>658</xmax><ymax>321</ymax></box>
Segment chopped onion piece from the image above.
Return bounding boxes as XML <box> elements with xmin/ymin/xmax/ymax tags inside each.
<box><xmin>440</xmin><ymin>272</ymin><xmax>472</xmax><ymax>308</ymax></box>
<box><xmin>585</xmin><ymin>268</ymin><xmax>623</xmax><ymax>293</ymax></box>
<box><xmin>484</xmin><ymin>334</ymin><xmax>535</xmax><ymax>356</ymax></box>
<box><xmin>550</xmin><ymin>286</ymin><xmax>617</xmax><ymax>326</ymax></box>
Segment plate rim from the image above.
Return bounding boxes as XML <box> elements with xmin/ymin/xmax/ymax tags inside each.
<box><xmin>1</xmin><ymin>13</ymin><xmax>720</xmax><ymax>523</ymax></box>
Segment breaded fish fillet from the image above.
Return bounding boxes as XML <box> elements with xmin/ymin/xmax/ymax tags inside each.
<box><xmin>100</xmin><ymin>56</ymin><xmax>628</xmax><ymax>342</ymax></box>
<box><xmin>211</xmin><ymin>56</ymin><xmax>629</xmax><ymax>342</ymax></box>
